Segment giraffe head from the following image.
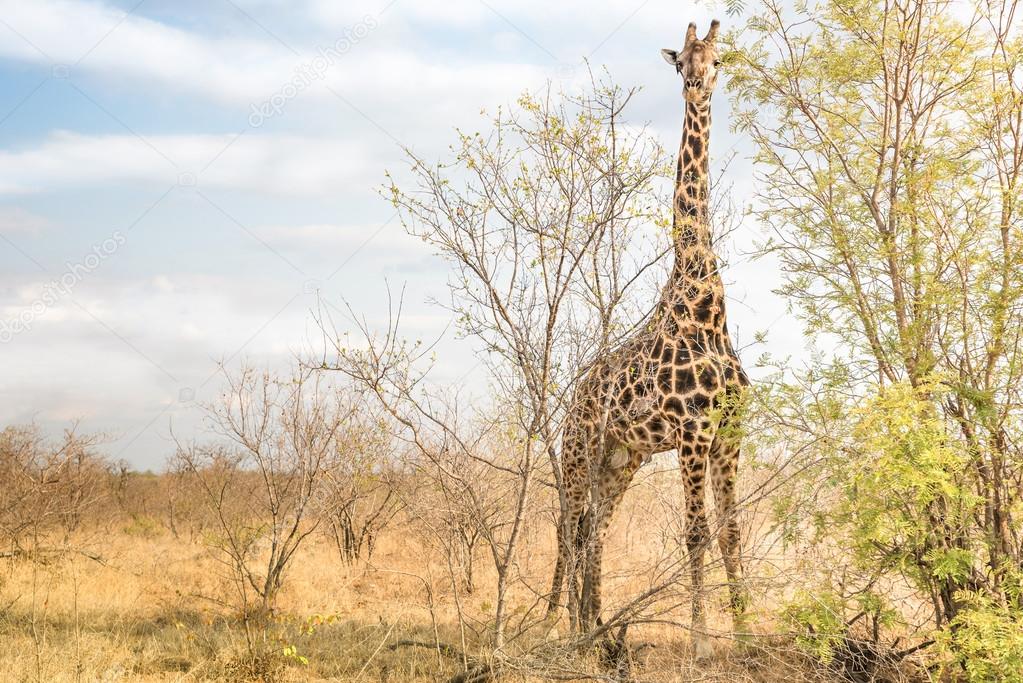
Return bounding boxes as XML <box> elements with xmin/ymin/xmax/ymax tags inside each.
<box><xmin>661</xmin><ymin>21</ymin><xmax>721</xmax><ymax>103</ymax></box>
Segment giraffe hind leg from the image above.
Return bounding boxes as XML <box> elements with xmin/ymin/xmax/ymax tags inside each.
<box><xmin>551</xmin><ymin>430</ymin><xmax>590</xmax><ymax>629</ymax></box>
<box><xmin>556</xmin><ymin>504</ymin><xmax>589</xmax><ymax>632</ymax></box>
<box><xmin>547</xmin><ymin>512</ymin><xmax>568</xmax><ymax>617</ymax></box>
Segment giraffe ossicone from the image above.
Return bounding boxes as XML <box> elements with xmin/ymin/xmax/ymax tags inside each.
<box><xmin>548</xmin><ymin>19</ymin><xmax>750</xmax><ymax>659</ymax></box>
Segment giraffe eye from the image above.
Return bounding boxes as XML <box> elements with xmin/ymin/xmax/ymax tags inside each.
<box><xmin>713</xmin><ymin>60</ymin><xmax>722</xmax><ymax>67</ymax></box>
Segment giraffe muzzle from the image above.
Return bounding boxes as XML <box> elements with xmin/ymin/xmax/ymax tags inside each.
<box><xmin>685</xmin><ymin>78</ymin><xmax>703</xmax><ymax>90</ymax></box>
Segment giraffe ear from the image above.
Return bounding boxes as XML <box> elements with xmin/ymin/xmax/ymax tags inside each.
<box><xmin>661</xmin><ymin>49</ymin><xmax>678</xmax><ymax>65</ymax></box>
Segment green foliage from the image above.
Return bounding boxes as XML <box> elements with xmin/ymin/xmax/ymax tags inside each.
<box><xmin>842</xmin><ymin>379</ymin><xmax>978</xmax><ymax>585</ymax></box>
<box><xmin>782</xmin><ymin>589</ymin><xmax>847</xmax><ymax>663</ymax></box>
<box><xmin>782</xmin><ymin>584</ymin><xmax>902</xmax><ymax>666</ymax></box>
<box><xmin>941</xmin><ymin>594</ymin><xmax>1023</xmax><ymax>682</ymax></box>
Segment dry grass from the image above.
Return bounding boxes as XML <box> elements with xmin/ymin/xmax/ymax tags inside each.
<box><xmin>0</xmin><ymin>469</ymin><xmax>878</xmax><ymax>682</ymax></box>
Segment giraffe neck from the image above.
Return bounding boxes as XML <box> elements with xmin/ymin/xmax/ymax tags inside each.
<box><xmin>659</xmin><ymin>98</ymin><xmax>727</xmax><ymax>334</ymax></box>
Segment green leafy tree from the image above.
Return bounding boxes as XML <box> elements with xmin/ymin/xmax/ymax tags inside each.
<box><xmin>729</xmin><ymin>0</ymin><xmax>1023</xmax><ymax>672</ymax></box>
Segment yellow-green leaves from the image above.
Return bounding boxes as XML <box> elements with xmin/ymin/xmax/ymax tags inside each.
<box><xmin>943</xmin><ymin>593</ymin><xmax>1023</xmax><ymax>682</ymax></box>
<box><xmin>844</xmin><ymin>379</ymin><xmax>977</xmax><ymax>573</ymax></box>
<box><xmin>782</xmin><ymin>589</ymin><xmax>846</xmax><ymax>664</ymax></box>
<box><xmin>853</xmin><ymin>379</ymin><xmax>965</xmax><ymax>506</ymax></box>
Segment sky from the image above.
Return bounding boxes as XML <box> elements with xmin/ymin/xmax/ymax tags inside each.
<box><xmin>0</xmin><ymin>0</ymin><xmax>801</xmax><ymax>470</ymax></box>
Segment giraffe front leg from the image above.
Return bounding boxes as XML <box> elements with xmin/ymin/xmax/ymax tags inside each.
<box><xmin>681</xmin><ymin>439</ymin><xmax>713</xmax><ymax>659</ymax></box>
<box><xmin>581</xmin><ymin>462</ymin><xmax>635</xmax><ymax>632</ymax></box>
<box><xmin>710</xmin><ymin>438</ymin><xmax>750</xmax><ymax>638</ymax></box>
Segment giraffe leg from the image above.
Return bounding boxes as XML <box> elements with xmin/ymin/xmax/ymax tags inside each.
<box><xmin>580</xmin><ymin>468</ymin><xmax>633</xmax><ymax>630</ymax></box>
<box><xmin>549</xmin><ymin>449</ymin><xmax>586</xmax><ymax>618</ymax></box>
<box><xmin>578</xmin><ymin>506</ymin><xmax>597</xmax><ymax>630</ymax></box>
<box><xmin>566</xmin><ymin>505</ymin><xmax>588</xmax><ymax>632</ymax></box>
<box><xmin>710</xmin><ymin>437</ymin><xmax>749</xmax><ymax>633</ymax></box>
<box><xmin>554</xmin><ymin>430</ymin><xmax>591</xmax><ymax>631</ymax></box>
<box><xmin>681</xmin><ymin>438</ymin><xmax>713</xmax><ymax>659</ymax></box>
<box><xmin>548</xmin><ymin>515</ymin><xmax>567</xmax><ymax>618</ymax></box>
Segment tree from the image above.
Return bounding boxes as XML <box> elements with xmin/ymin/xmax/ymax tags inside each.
<box><xmin>175</xmin><ymin>365</ymin><xmax>356</xmax><ymax>618</ymax></box>
<box><xmin>324</xmin><ymin>72</ymin><xmax>672</xmax><ymax>666</ymax></box>
<box><xmin>729</xmin><ymin>0</ymin><xmax>1023</xmax><ymax>671</ymax></box>
<box><xmin>322</xmin><ymin>407</ymin><xmax>404</xmax><ymax>565</ymax></box>
<box><xmin>0</xmin><ymin>424</ymin><xmax>107</xmax><ymax>555</ymax></box>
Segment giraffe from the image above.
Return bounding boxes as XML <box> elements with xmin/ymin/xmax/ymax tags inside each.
<box><xmin>548</xmin><ymin>20</ymin><xmax>749</xmax><ymax>658</ymax></box>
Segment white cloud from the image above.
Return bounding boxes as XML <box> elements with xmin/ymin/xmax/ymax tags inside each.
<box><xmin>151</xmin><ymin>275</ymin><xmax>175</xmax><ymax>293</ymax></box>
<box><xmin>0</xmin><ymin>0</ymin><xmax>289</xmax><ymax>101</ymax></box>
<box><xmin>0</xmin><ymin>131</ymin><xmax>372</xmax><ymax>195</ymax></box>
<box><xmin>320</xmin><ymin>53</ymin><xmax>543</xmax><ymax>104</ymax></box>
<box><xmin>307</xmin><ymin>0</ymin><xmax>489</xmax><ymax>30</ymax></box>
<box><xmin>305</xmin><ymin>0</ymin><xmax>717</xmax><ymax>45</ymax></box>
<box><xmin>0</xmin><ymin>207</ymin><xmax>51</xmax><ymax>233</ymax></box>
<box><xmin>0</xmin><ymin>267</ymin><xmax>456</xmax><ymax>441</ymax></box>
<box><xmin>257</xmin><ymin>222</ymin><xmax>425</xmax><ymax>254</ymax></box>
<box><xmin>0</xmin><ymin>0</ymin><xmax>549</xmax><ymax>109</ymax></box>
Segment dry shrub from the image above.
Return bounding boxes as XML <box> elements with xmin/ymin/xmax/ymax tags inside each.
<box><xmin>0</xmin><ymin>423</ymin><xmax>109</xmax><ymax>555</ymax></box>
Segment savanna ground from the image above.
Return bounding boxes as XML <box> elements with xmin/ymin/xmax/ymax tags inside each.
<box><xmin>0</xmin><ymin>460</ymin><xmax>927</xmax><ymax>683</ymax></box>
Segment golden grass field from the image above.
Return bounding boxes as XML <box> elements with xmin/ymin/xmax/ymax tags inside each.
<box><xmin>0</xmin><ymin>465</ymin><xmax>882</xmax><ymax>682</ymax></box>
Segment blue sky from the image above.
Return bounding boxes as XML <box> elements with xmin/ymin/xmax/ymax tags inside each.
<box><xmin>0</xmin><ymin>0</ymin><xmax>798</xmax><ymax>469</ymax></box>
